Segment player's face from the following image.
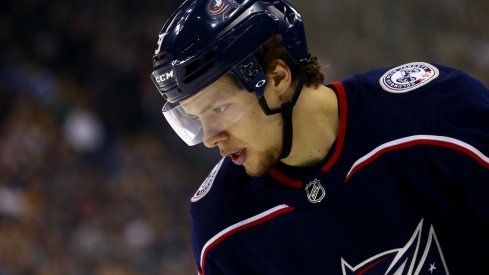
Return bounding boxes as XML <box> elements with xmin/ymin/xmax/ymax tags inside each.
<box><xmin>182</xmin><ymin>75</ymin><xmax>283</xmax><ymax>176</ymax></box>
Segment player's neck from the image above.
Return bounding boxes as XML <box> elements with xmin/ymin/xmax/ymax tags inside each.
<box><xmin>280</xmin><ymin>84</ymin><xmax>339</xmax><ymax>167</ymax></box>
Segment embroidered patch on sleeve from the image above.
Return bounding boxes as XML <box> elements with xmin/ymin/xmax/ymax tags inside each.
<box><xmin>191</xmin><ymin>158</ymin><xmax>225</xmax><ymax>202</ymax></box>
<box><xmin>380</xmin><ymin>62</ymin><xmax>439</xmax><ymax>93</ymax></box>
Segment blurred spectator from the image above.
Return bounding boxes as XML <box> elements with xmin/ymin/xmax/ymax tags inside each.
<box><xmin>63</xmin><ymin>107</ymin><xmax>106</xmax><ymax>154</ymax></box>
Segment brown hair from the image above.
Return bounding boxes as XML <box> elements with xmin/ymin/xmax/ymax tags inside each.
<box><xmin>254</xmin><ymin>35</ymin><xmax>324</xmax><ymax>88</ymax></box>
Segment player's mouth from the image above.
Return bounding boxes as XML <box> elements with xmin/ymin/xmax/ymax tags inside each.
<box><xmin>222</xmin><ymin>149</ymin><xmax>247</xmax><ymax>165</ymax></box>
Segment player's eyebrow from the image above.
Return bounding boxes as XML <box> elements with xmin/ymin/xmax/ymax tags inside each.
<box><xmin>183</xmin><ymin>94</ymin><xmax>225</xmax><ymax>116</ymax></box>
<box><xmin>196</xmin><ymin>103</ymin><xmax>215</xmax><ymax>116</ymax></box>
<box><xmin>197</xmin><ymin>97</ymin><xmax>228</xmax><ymax>115</ymax></box>
<box><xmin>182</xmin><ymin>79</ymin><xmax>237</xmax><ymax>115</ymax></box>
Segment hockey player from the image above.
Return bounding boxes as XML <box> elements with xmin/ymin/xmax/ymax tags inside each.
<box><xmin>151</xmin><ymin>0</ymin><xmax>489</xmax><ymax>274</ymax></box>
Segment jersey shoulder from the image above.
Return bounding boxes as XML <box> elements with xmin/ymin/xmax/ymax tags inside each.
<box><xmin>189</xmin><ymin>157</ymin><xmax>249</xmax><ymax>225</ymax></box>
<box><xmin>189</xmin><ymin>157</ymin><xmax>270</xmax><ymax>261</ymax></box>
<box><xmin>342</xmin><ymin>61</ymin><xmax>488</xmax><ymax>102</ymax></box>
<box><xmin>339</xmin><ymin>61</ymin><xmax>489</xmax><ymax>138</ymax></box>
<box><xmin>333</xmin><ymin>62</ymin><xmax>489</xmax><ymax>167</ymax></box>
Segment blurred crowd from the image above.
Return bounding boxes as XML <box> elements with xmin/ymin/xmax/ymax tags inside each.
<box><xmin>0</xmin><ymin>0</ymin><xmax>487</xmax><ymax>274</ymax></box>
<box><xmin>293</xmin><ymin>1</ymin><xmax>489</xmax><ymax>85</ymax></box>
<box><xmin>0</xmin><ymin>0</ymin><xmax>216</xmax><ymax>274</ymax></box>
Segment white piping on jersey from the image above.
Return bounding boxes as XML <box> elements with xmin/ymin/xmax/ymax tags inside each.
<box><xmin>341</xmin><ymin>249</ymin><xmax>401</xmax><ymax>274</ymax></box>
<box><xmin>346</xmin><ymin>135</ymin><xmax>489</xmax><ymax>181</ymax></box>
<box><xmin>199</xmin><ymin>204</ymin><xmax>294</xmax><ymax>273</ymax></box>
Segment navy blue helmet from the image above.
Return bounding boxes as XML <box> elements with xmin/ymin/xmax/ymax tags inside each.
<box><xmin>151</xmin><ymin>0</ymin><xmax>310</xmax><ymax>148</ymax></box>
<box><xmin>151</xmin><ymin>0</ymin><xmax>310</xmax><ymax>104</ymax></box>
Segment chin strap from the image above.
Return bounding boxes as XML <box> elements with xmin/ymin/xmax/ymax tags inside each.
<box><xmin>258</xmin><ymin>63</ymin><xmax>308</xmax><ymax>159</ymax></box>
<box><xmin>278</xmin><ymin>75</ymin><xmax>304</xmax><ymax>159</ymax></box>
<box><xmin>238</xmin><ymin>53</ymin><xmax>310</xmax><ymax>160</ymax></box>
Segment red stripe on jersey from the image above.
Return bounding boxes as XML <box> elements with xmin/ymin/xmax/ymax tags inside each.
<box><xmin>345</xmin><ymin>135</ymin><xmax>489</xmax><ymax>182</ymax></box>
<box><xmin>267</xmin><ymin>82</ymin><xmax>348</xmax><ymax>187</ymax></box>
<box><xmin>358</xmin><ymin>257</ymin><xmax>388</xmax><ymax>275</ymax></box>
<box><xmin>268</xmin><ymin>167</ymin><xmax>302</xmax><ymax>188</ymax></box>
<box><xmin>322</xmin><ymin>81</ymin><xmax>348</xmax><ymax>173</ymax></box>
<box><xmin>199</xmin><ymin>205</ymin><xmax>295</xmax><ymax>274</ymax></box>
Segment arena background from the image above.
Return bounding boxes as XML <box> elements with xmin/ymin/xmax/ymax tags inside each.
<box><xmin>0</xmin><ymin>0</ymin><xmax>487</xmax><ymax>274</ymax></box>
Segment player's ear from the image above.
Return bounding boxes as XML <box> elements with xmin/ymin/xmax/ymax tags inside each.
<box><xmin>264</xmin><ymin>59</ymin><xmax>293</xmax><ymax>107</ymax></box>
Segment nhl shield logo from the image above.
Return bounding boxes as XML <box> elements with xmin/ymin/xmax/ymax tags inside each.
<box><xmin>305</xmin><ymin>179</ymin><xmax>326</xmax><ymax>203</ymax></box>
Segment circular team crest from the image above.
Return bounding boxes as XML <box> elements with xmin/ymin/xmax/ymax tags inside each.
<box><xmin>380</xmin><ymin>62</ymin><xmax>439</xmax><ymax>93</ymax></box>
<box><xmin>207</xmin><ymin>0</ymin><xmax>232</xmax><ymax>16</ymax></box>
<box><xmin>191</xmin><ymin>158</ymin><xmax>224</xmax><ymax>202</ymax></box>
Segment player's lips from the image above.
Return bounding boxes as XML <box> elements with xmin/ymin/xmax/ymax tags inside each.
<box><xmin>221</xmin><ymin>149</ymin><xmax>247</xmax><ymax>165</ymax></box>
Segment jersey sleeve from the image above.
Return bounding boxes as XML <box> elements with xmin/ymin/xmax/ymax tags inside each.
<box><xmin>434</xmin><ymin>66</ymin><xmax>489</xmax><ymax>144</ymax></box>
<box><xmin>189</xmin><ymin>157</ymin><xmax>251</xmax><ymax>274</ymax></box>
<box><xmin>435</xmin><ymin>67</ymin><xmax>489</xmax><ymax>223</ymax></box>
<box><xmin>189</xmin><ymin>157</ymin><xmax>228</xmax><ymax>274</ymax></box>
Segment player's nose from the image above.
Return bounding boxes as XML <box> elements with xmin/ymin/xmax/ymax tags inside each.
<box><xmin>203</xmin><ymin>131</ymin><xmax>228</xmax><ymax>148</ymax></box>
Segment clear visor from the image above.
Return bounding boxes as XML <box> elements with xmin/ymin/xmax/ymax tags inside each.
<box><xmin>162</xmin><ymin>75</ymin><xmax>260</xmax><ymax>146</ymax></box>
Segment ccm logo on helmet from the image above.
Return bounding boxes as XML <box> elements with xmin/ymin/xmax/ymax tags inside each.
<box><xmin>154</xmin><ymin>69</ymin><xmax>175</xmax><ymax>84</ymax></box>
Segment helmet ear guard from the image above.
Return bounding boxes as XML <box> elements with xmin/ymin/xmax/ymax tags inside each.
<box><xmin>232</xmin><ymin>55</ymin><xmax>268</xmax><ymax>98</ymax></box>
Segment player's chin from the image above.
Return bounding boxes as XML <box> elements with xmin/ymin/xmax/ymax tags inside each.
<box><xmin>244</xmin><ymin>168</ymin><xmax>268</xmax><ymax>177</ymax></box>
<box><xmin>244</xmin><ymin>165</ymin><xmax>268</xmax><ymax>177</ymax></box>
<box><xmin>243</xmin><ymin>156</ymin><xmax>276</xmax><ymax>177</ymax></box>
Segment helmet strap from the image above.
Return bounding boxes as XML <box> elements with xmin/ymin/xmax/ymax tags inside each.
<box><xmin>278</xmin><ymin>75</ymin><xmax>304</xmax><ymax>159</ymax></box>
<box><xmin>258</xmin><ymin>63</ymin><xmax>308</xmax><ymax>159</ymax></box>
<box><xmin>278</xmin><ymin>99</ymin><xmax>294</xmax><ymax>159</ymax></box>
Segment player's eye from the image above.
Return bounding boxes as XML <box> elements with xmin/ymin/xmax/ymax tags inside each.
<box><xmin>187</xmin><ymin>113</ymin><xmax>200</xmax><ymax>120</ymax></box>
<box><xmin>212</xmin><ymin>104</ymin><xmax>228</xmax><ymax>114</ymax></box>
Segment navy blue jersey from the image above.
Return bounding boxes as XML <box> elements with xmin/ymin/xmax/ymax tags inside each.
<box><xmin>189</xmin><ymin>62</ymin><xmax>489</xmax><ymax>274</ymax></box>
